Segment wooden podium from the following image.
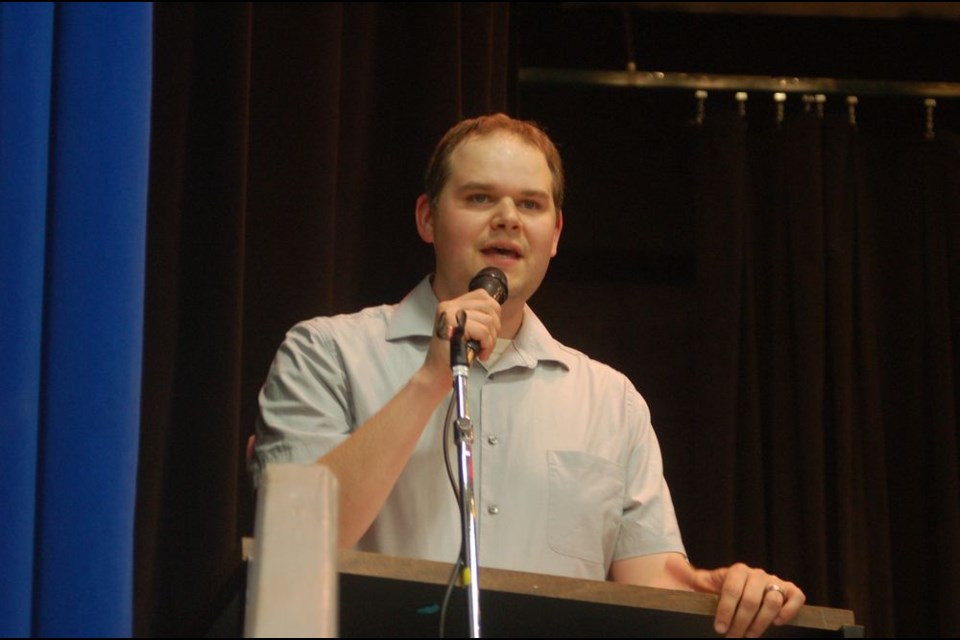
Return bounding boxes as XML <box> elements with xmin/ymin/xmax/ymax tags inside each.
<box><xmin>338</xmin><ymin>549</ymin><xmax>862</xmax><ymax>638</ymax></box>
<box><xmin>240</xmin><ymin>465</ymin><xmax>861</xmax><ymax>638</ymax></box>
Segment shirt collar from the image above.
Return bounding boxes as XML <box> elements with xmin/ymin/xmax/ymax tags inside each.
<box><xmin>386</xmin><ymin>275</ymin><xmax>573</xmax><ymax>371</ymax></box>
<box><xmin>385</xmin><ymin>276</ymin><xmax>437</xmax><ymax>341</ymax></box>
<box><xmin>508</xmin><ymin>305</ymin><xmax>573</xmax><ymax>372</ymax></box>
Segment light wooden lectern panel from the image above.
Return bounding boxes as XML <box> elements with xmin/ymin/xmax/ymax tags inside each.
<box><xmin>245</xmin><ymin>464</ymin><xmax>339</xmax><ymax>638</ymax></box>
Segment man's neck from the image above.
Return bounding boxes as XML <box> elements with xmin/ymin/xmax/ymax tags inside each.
<box><xmin>499</xmin><ymin>300</ymin><xmax>524</xmax><ymax>339</ymax></box>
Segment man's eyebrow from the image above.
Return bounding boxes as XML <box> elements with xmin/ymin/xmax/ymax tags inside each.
<box><xmin>456</xmin><ymin>181</ymin><xmax>493</xmax><ymax>192</ymax></box>
<box><xmin>517</xmin><ymin>189</ymin><xmax>550</xmax><ymax>199</ymax></box>
<box><xmin>455</xmin><ymin>182</ymin><xmax>550</xmax><ymax>199</ymax></box>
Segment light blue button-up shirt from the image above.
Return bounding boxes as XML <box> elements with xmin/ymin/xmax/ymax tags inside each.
<box><xmin>252</xmin><ymin>276</ymin><xmax>685</xmax><ymax>580</ymax></box>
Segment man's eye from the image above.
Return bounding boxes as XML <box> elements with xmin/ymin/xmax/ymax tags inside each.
<box><xmin>468</xmin><ymin>194</ymin><xmax>491</xmax><ymax>204</ymax></box>
<box><xmin>519</xmin><ymin>200</ymin><xmax>541</xmax><ymax>210</ymax></box>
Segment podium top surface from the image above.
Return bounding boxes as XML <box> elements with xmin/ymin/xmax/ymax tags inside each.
<box><xmin>338</xmin><ymin>549</ymin><xmax>859</xmax><ymax>638</ymax></box>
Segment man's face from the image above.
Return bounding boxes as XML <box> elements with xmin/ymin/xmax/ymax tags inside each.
<box><xmin>416</xmin><ymin>132</ymin><xmax>563</xmax><ymax>308</ymax></box>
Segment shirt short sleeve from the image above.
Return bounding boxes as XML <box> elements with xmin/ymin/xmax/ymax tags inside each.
<box><xmin>249</xmin><ymin>319</ymin><xmax>355</xmax><ymax>488</ymax></box>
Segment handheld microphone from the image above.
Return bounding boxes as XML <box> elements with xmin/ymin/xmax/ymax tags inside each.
<box><xmin>465</xmin><ymin>267</ymin><xmax>508</xmax><ymax>363</ymax></box>
<box><xmin>468</xmin><ymin>267</ymin><xmax>508</xmax><ymax>305</ymax></box>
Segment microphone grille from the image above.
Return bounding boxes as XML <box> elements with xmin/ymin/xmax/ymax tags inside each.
<box><xmin>469</xmin><ymin>267</ymin><xmax>508</xmax><ymax>304</ymax></box>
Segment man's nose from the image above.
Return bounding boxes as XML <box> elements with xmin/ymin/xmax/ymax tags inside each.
<box><xmin>491</xmin><ymin>198</ymin><xmax>521</xmax><ymax>228</ymax></box>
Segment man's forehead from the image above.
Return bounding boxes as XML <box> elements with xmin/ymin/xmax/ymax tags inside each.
<box><xmin>452</xmin><ymin>130</ymin><xmax>534</xmax><ymax>154</ymax></box>
<box><xmin>447</xmin><ymin>132</ymin><xmax>550</xmax><ymax>177</ymax></box>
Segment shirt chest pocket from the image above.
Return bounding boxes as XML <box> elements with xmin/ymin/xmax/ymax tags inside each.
<box><xmin>546</xmin><ymin>450</ymin><xmax>625</xmax><ymax>566</ymax></box>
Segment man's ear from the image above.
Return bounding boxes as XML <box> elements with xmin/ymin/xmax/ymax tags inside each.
<box><xmin>415</xmin><ymin>194</ymin><xmax>435</xmax><ymax>243</ymax></box>
<box><xmin>550</xmin><ymin>208</ymin><xmax>563</xmax><ymax>257</ymax></box>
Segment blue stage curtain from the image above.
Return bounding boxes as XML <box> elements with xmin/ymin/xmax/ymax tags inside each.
<box><xmin>0</xmin><ymin>3</ymin><xmax>152</xmax><ymax>636</ymax></box>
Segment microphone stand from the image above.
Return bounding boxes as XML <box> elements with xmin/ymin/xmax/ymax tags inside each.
<box><xmin>449</xmin><ymin>313</ymin><xmax>481</xmax><ymax>638</ymax></box>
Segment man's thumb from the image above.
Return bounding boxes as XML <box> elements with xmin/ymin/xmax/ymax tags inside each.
<box><xmin>692</xmin><ymin>566</ymin><xmax>727</xmax><ymax>594</ymax></box>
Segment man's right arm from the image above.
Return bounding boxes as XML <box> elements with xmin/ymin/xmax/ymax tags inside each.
<box><xmin>319</xmin><ymin>357</ymin><xmax>450</xmax><ymax>547</ymax></box>
<box><xmin>252</xmin><ymin>289</ymin><xmax>503</xmax><ymax>548</ymax></box>
<box><xmin>320</xmin><ymin>289</ymin><xmax>504</xmax><ymax>547</ymax></box>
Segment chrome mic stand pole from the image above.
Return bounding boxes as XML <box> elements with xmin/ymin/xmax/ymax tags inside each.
<box><xmin>450</xmin><ymin>312</ymin><xmax>481</xmax><ymax>638</ymax></box>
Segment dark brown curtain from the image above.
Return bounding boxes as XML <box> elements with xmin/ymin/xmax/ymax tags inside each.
<box><xmin>135</xmin><ymin>3</ymin><xmax>960</xmax><ymax>636</ymax></box>
<box><xmin>689</xmin><ymin>110</ymin><xmax>960</xmax><ymax>637</ymax></box>
<box><xmin>134</xmin><ymin>3</ymin><xmax>510</xmax><ymax>636</ymax></box>
<box><xmin>519</xmin><ymin>83</ymin><xmax>960</xmax><ymax>637</ymax></box>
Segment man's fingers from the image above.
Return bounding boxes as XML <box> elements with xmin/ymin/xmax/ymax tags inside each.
<box><xmin>713</xmin><ymin>564</ymin><xmax>750</xmax><ymax>635</ymax></box>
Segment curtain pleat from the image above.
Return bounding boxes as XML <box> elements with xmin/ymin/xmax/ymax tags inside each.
<box><xmin>0</xmin><ymin>4</ymin><xmax>54</xmax><ymax>635</ymax></box>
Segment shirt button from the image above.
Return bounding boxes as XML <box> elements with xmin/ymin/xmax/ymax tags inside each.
<box><xmin>487</xmin><ymin>505</ymin><xmax>499</xmax><ymax>515</ymax></box>
<box><xmin>487</xmin><ymin>434</ymin><xmax>499</xmax><ymax>445</ymax></box>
